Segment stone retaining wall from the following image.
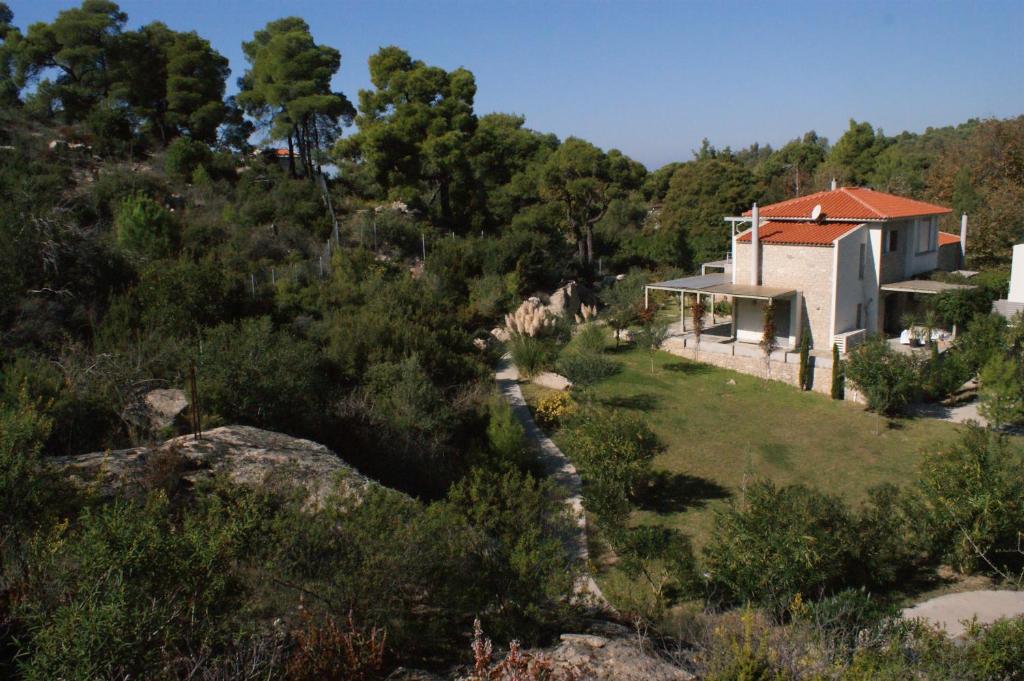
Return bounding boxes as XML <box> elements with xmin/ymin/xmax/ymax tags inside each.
<box><xmin>662</xmin><ymin>337</ymin><xmax>864</xmax><ymax>403</ymax></box>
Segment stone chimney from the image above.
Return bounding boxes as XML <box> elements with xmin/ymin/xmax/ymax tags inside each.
<box><xmin>750</xmin><ymin>203</ymin><xmax>760</xmax><ymax>286</ymax></box>
<box><xmin>960</xmin><ymin>213</ymin><xmax>968</xmax><ymax>263</ymax></box>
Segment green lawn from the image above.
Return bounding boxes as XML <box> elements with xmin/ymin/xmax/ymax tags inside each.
<box><xmin>523</xmin><ymin>345</ymin><xmax>965</xmax><ymax>550</ymax></box>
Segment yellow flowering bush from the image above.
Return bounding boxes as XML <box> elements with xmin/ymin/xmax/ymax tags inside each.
<box><xmin>533</xmin><ymin>391</ymin><xmax>576</xmax><ymax>429</ymax></box>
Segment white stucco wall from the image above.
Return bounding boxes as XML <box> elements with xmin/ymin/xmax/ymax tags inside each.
<box><xmin>1010</xmin><ymin>244</ymin><xmax>1024</xmax><ymax>303</ymax></box>
<box><xmin>906</xmin><ymin>217</ymin><xmax>940</xmax><ymax>277</ymax></box>
<box><xmin>832</xmin><ymin>226</ymin><xmax>878</xmax><ymax>339</ymax></box>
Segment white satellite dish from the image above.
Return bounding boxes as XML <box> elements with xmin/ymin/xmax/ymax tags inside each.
<box><xmin>810</xmin><ymin>204</ymin><xmax>823</xmax><ymax>221</ymax></box>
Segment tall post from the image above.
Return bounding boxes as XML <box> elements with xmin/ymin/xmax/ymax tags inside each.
<box><xmin>421</xmin><ymin>233</ymin><xmax>427</xmax><ymax>262</ymax></box>
<box><xmin>750</xmin><ymin>203</ymin><xmax>760</xmax><ymax>286</ymax></box>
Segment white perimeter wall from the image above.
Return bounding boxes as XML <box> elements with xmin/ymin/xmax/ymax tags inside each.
<box><xmin>1011</xmin><ymin>244</ymin><xmax>1024</xmax><ymax>303</ymax></box>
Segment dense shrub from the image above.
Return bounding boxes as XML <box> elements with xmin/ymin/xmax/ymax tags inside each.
<box><xmin>560</xmin><ymin>408</ymin><xmax>661</xmax><ymax>526</ymax></box>
<box><xmin>164</xmin><ymin>137</ymin><xmax>212</xmax><ymax>183</ymax></box>
<box><xmin>964</xmin><ymin>616</ymin><xmax>1024</xmax><ymax>681</ymax></box>
<box><xmin>198</xmin><ymin>317</ymin><xmax>327</xmax><ymax>433</ymax></box>
<box><xmin>533</xmin><ymin>391</ymin><xmax>577</xmax><ymax>429</ymax></box>
<box><xmin>507</xmin><ymin>334</ymin><xmax>555</xmax><ymax>378</ymax></box>
<box><xmin>114</xmin><ymin>193</ymin><xmax>180</xmax><ymax>259</ymax></box>
<box><xmin>609</xmin><ymin>525</ymin><xmax>699</xmax><ymax>618</ymax></box>
<box><xmin>571</xmin><ymin>322</ymin><xmax>608</xmax><ymax>355</ymax></box>
<box><xmin>916</xmin><ymin>427</ymin><xmax>1024</xmax><ymax>574</ymax></box>
<box><xmin>555</xmin><ymin>349</ymin><xmax>620</xmax><ymax>388</ymax></box>
<box><xmin>844</xmin><ymin>335</ymin><xmax>920</xmax><ymax>415</ymax></box>
<box><xmin>16</xmin><ymin>493</ymin><xmax>259</xmax><ymax>680</ymax></box>
<box><xmin>702</xmin><ymin>481</ymin><xmax>858</xmax><ymax>612</ymax></box>
<box><xmin>445</xmin><ymin>467</ymin><xmax>574</xmax><ymax>641</ymax></box>
<box><xmin>485</xmin><ymin>397</ymin><xmax>530</xmax><ymax>470</ymax></box>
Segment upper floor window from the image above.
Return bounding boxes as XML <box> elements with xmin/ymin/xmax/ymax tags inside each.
<box><xmin>916</xmin><ymin>218</ymin><xmax>937</xmax><ymax>254</ymax></box>
<box><xmin>887</xmin><ymin>228</ymin><xmax>899</xmax><ymax>253</ymax></box>
<box><xmin>858</xmin><ymin>243</ymin><xmax>866</xmax><ymax>280</ymax></box>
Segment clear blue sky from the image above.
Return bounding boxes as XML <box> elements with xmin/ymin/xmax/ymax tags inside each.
<box><xmin>9</xmin><ymin>0</ymin><xmax>1024</xmax><ymax>168</ymax></box>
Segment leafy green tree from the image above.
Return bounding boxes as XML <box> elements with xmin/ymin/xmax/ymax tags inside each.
<box><xmin>0</xmin><ymin>2</ymin><xmax>21</xmax><ymax>106</ymax></box>
<box><xmin>239</xmin><ymin>17</ymin><xmax>354</xmax><ymax>179</ymax></box>
<box><xmin>933</xmin><ymin>287</ymin><xmax>992</xmax><ymax>336</ymax></box>
<box><xmin>111</xmin><ymin>22</ymin><xmax>229</xmax><ymax>143</ymax></box>
<box><xmin>755</xmin><ymin>131</ymin><xmax>828</xmax><ymax>201</ymax></box>
<box><xmin>114</xmin><ymin>193</ymin><xmax>179</xmax><ymax>259</ymax></box>
<box><xmin>820</xmin><ymin>119</ymin><xmax>891</xmax><ymax>186</ymax></box>
<box><xmin>337</xmin><ymin>46</ymin><xmax>476</xmax><ymax>228</ymax></box>
<box><xmin>538</xmin><ymin>138</ymin><xmax>645</xmax><ymax>263</ymax></box>
<box><xmin>612</xmin><ymin>525</ymin><xmax>699</xmax><ymax>617</ymax></box>
<box><xmin>660</xmin><ymin>153</ymin><xmax>755</xmax><ymax>268</ymax></box>
<box><xmin>978</xmin><ymin>353</ymin><xmax>1024</xmax><ymax>429</ymax></box>
<box><xmin>560</xmin><ymin>408</ymin><xmax>661</xmax><ymax>526</ymax></box>
<box><xmin>600</xmin><ymin>271</ymin><xmax>645</xmax><ymax>347</ymax></box>
<box><xmin>468</xmin><ymin>112</ymin><xmax>558</xmax><ymax>228</ymax></box>
<box><xmin>14</xmin><ymin>0</ymin><xmax>127</xmax><ymax>122</ymax></box>
<box><xmin>637</xmin><ymin>310</ymin><xmax>670</xmax><ymax>373</ymax></box>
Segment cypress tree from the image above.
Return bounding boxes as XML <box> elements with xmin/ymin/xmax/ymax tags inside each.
<box><xmin>831</xmin><ymin>343</ymin><xmax>844</xmax><ymax>400</ymax></box>
<box><xmin>797</xmin><ymin>329</ymin><xmax>811</xmax><ymax>390</ymax></box>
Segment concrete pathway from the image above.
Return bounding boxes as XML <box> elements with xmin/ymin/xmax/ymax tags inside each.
<box><xmin>902</xmin><ymin>590</ymin><xmax>1024</xmax><ymax>638</ymax></box>
<box><xmin>907</xmin><ymin>399</ymin><xmax>988</xmax><ymax>427</ymax></box>
<box><xmin>495</xmin><ymin>356</ymin><xmax>606</xmax><ymax>606</ymax></box>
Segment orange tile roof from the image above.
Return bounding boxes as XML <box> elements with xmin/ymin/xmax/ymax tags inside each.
<box><xmin>742</xmin><ymin>187</ymin><xmax>951</xmax><ymax>221</ymax></box>
<box><xmin>938</xmin><ymin>231</ymin><xmax>961</xmax><ymax>246</ymax></box>
<box><xmin>736</xmin><ymin>221</ymin><xmax>862</xmax><ymax>247</ymax></box>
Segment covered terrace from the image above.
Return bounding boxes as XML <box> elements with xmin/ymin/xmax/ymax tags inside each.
<box><xmin>879</xmin><ymin>278</ymin><xmax>977</xmax><ymax>342</ymax></box>
<box><xmin>644</xmin><ymin>275</ymin><xmax>801</xmax><ymax>348</ymax></box>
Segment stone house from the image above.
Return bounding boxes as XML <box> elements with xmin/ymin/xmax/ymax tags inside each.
<box><xmin>647</xmin><ymin>185</ymin><xmax>972</xmax><ymax>356</ymax></box>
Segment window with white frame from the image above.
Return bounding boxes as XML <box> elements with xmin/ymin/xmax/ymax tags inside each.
<box><xmin>887</xmin><ymin>228</ymin><xmax>899</xmax><ymax>253</ymax></box>
<box><xmin>916</xmin><ymin>217</ymin><xmax>937</xmax><ymax>254</ymax></box>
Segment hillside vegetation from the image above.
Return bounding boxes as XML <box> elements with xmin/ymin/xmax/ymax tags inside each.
<box><xmin>1</xmin><ymin>2</ymin><xmax>1024</xmax><ymax>679</ymax></box>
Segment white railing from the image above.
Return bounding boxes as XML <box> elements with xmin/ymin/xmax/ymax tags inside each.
<box><xmin>833</xmin><ymin>328</ymin><xmax>866</xmax><ymax>354</ymax></box>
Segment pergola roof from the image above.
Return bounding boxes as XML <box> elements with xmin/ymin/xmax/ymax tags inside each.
<box><xmin>880</xmin><ymin>280</ymin><xmax>975</xmax><ymax>295</ymax></box>
<box><xmin>703</xmin><ymin>283</ymin><xmax>796</xmax><ymax>300</ymax></box>
<box><xmin>646</xmin><ymin>273</ymin><xmax>728</xmax><ymax>293</ymax></box>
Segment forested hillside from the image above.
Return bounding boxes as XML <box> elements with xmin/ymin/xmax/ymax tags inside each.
<box><xmin>2</xmin><ymin>2</ymin><xmax>1024</xmax><ymax>679</ymax></box>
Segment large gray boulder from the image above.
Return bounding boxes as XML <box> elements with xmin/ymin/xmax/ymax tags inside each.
<box><xmin>122</xmin><ymin>387</ymin><xmax>189</xmax><ymax>433</ymax></box>
<box><xmin>50</xmin><ymin>425</ymin><xmax>374</xmax><ymax>511</ymax></box>
<box><xmin>548</xmin><ymin>281</ymin><xmax>582</xmax><ymax>319</ymax></box>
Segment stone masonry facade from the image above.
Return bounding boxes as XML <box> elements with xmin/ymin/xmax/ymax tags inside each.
<box><xmin>733</xmin><ymin>241</ymin><xmax>837</xmax><ymax>349</ymax></box>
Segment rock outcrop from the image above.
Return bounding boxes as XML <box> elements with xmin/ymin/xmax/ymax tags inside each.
<box><xmin>121</xmin><ymin>387</ymin><xmax>189</xmax><ymax>434</ymax></box>
<box><xmin>543</xmin><ymin>631</ymin><xmax>693</xmax><ymax>681</ymax></box>
<box><xmin>392</xmin><ymin>624</ymin><xmax>693</xmax><ymax>680</ymax></box>
<box><xmin>532</xmin><ymin>371</ymin><xmax>573</xmax><ymax>392</ymax></box>
<box><xmin>50</xmin><ymin>425</ymin><xmax>373</xmax><ymax>510</ymax></box>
